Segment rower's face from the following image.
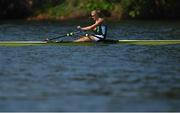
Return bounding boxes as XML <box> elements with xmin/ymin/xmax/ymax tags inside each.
<box><xmin>91</xmin><ymin>12</ymin><xmax>98</xmax><ymax>20</ymax></box>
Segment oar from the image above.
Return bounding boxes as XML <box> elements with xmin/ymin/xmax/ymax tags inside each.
<box><xmin>44</xmin><ymin>30</ymin><xmax>81</xmax><ymax>41</ymax></box>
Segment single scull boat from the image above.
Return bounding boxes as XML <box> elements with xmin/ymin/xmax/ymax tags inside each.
<box><xmin>0</xmin><ymin>40</ymin><xmax>180</xmax><ymax>46</ymax></box>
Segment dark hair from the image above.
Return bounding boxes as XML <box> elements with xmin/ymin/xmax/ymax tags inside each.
<box><xmin>94</xmin><ymin>9</ymin><xmax>111</xmax><ymax>18</ymax></box>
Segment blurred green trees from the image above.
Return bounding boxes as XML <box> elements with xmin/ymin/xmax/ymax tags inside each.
<box><xmin>121</xmin><ymin>0</ymin><xmax>180</xmax><ymax>19</ymax></box>
<box><xmin>0</xmin><ymin>0</ymin><xmax>180</xmax><ymax>20</ymax></box>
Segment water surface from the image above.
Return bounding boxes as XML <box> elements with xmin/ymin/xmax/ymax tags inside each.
<box><xmin>0</xmin><ymin>20</ymin><xmax>180</xmax><ymax>111</ymax></box>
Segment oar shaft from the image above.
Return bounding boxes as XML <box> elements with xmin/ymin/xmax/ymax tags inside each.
<box><xmin>45</xmin><ymin>30</ymin><xmax>81</xmax><ymax>41</ymax></box>
<box><xmin>49</xmin><ymin>34</ymin><xmax>67</xmax><ymax>41</ymax></box>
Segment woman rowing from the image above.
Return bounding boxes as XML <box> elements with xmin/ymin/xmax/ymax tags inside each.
<box><xmin>74</xmin><ymin>10</ymin><xmax>108</xmax><ymax>42</ymax></box>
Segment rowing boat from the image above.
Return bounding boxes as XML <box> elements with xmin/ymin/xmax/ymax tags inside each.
<box><xmin>0</xmin><ymin>40</ymin><xmax>180</xmax><ymax>46</ymax></box>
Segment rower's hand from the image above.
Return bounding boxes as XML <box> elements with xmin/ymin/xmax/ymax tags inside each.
<box><xmin>77</xmin><ymin>26</ymin><xmax>81</xmax><ymax>30</ymax></box>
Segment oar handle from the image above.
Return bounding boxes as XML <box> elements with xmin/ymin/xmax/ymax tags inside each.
<box><xmin>45</xmin><ymin>30</ymin><xmax>82</xmax><ymax>41</ymax></box>
<box><xmin>66</xmin><ymin>30</ymin><xmax>81</xmax><ymax>36</ymax></box>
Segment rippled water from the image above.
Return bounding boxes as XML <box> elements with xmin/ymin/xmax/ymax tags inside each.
<box><xmin>0</xmin><ymin>20</ymin><xmax>180</xmax><ymax>111</ymax></box>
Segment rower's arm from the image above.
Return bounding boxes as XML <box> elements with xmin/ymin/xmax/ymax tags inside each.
<box><xmin>81</xmin><ymin>18</ymin><xmax>104</xmax><ymax>31</ymax></box>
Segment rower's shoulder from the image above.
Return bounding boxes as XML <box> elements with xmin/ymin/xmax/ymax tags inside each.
<box><xmin>99</xmin><ymin>18</ymin><xmax>105</xmax><ymax>21</ymax></box>
<box><xmin>96</xmin><ymin>18</ymin><xmax>105</xmax><ymax>24</ymax></box>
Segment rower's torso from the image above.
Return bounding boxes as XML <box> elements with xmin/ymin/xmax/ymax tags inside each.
<box><xmin>93</xmin><ymin>19</ymin><xmax>107</xmax><ymax>38</ymax></box>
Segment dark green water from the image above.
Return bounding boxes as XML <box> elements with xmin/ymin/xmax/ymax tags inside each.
<box><xmin>0</xmin><ymin>20</ymin><xmax>180</xmax><ymax>111</ymax></box>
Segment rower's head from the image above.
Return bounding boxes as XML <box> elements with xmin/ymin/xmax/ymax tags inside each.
<box><xmin>91</xmin><ymin>10</ymin><xmax>111</xmax><ymax>20</ymax></box>
<box><xmin>91</xmin><ymin>10</ymin><xmax>102</xmax><ymax>20</ymax></box>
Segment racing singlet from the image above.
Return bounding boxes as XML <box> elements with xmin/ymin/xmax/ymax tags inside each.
<box><xmin>93</xmin><ymin>25</ymin><xmax>107</xmax><ymax>40</ymax></box>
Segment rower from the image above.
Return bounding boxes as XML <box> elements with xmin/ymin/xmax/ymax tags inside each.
<box><xmin>74</xmin><ymin>10</ymin><xmax>107</xmax><ymax>42</ymax></box>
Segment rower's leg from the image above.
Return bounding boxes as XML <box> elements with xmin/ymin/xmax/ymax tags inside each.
<box><xmin>74</xmin><ymin>36</ymin><xmax>96</xmax><ymax>42</ymax></box>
